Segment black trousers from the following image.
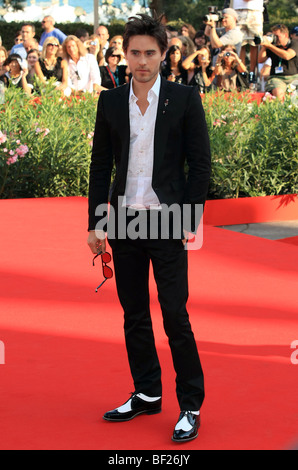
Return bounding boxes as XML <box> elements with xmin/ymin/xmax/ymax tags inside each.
<box><xmin>109</xmin><ymin>235</ymin><xmax>205</xmax><ymax>411</ymax></box>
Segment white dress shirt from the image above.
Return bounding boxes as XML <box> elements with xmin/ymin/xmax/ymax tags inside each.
<box><xmin>68</xmin><ymin>53</ymin><xmax>102</xmax><ymax>93</ymax></box>
<box><xmin>124</xmin><ymin>74</ymin><xmax>161</xmax><ymax>210</ymax></box>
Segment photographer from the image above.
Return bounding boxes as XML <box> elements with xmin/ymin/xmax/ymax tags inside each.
<box><xmin>182</xmin><ymin>45</ymin><xmax>215</xmax><ymax>92</ymax></box>
<box><xmin>258</xmin><ymin>24</ymin><xmax>298</xmax><ymax>100</ymax></box>
<box><xmin>204</xmin><ymin>8</ymin><xmax>244</xmax><ymax>57</ymax></box>
<box><xmin>213</xmin><ymin>45</ymin><xmax>248</xmax><ymax>91</ymax></box>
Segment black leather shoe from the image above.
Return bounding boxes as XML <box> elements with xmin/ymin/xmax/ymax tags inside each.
<box><xmin>103</xmin><ymin>393</ymin><xmax>162</xmax><ymax>422</ymax></box>
<box><xmin>172</xmin><ymin>411</ymin><xmax>200</xmax><ymax>443</ymax></box>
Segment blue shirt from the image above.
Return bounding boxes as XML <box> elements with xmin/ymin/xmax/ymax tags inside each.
<box><xmin>10</xmin><ymin>44</ymin><xmax>27</xmax><ymax>59</ymax></box>
<box><xmin>39</xmin><ymin>29</ymin><xmax>67</xmax><ymax>46</ymax></box>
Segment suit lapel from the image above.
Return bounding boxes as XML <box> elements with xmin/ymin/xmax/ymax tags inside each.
<box><xmin>153</xmin><ymin>78</ymin><xmax>173</xmax><ymax>181</ymax></box>
<box><xmin>115</xmin><ymin>84</ymin><xmax>130</xmax><ymax>190</ymax></box>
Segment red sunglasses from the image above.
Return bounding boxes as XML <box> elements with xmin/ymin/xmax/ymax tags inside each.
<box><xmin>92</xmin><ymin>251</ymin><xmax>113</xmax><ymax>292</ymax></box>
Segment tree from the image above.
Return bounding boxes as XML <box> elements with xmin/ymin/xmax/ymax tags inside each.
<box><xmin>164</xmin><ymin>0</ymin><xmax>222</xmax><ymax>29</ymax></box>
<box><xmin>0</xmin><ymin>0</ymin><xmax>23</xmax><ymax>10</ymax></box>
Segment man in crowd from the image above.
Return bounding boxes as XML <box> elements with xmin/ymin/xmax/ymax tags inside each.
<box><xmin>204</xmin><ymin>8</ymin><xmax>243</xmax><ymax>57</ymax></box>
<box><xmin>10</xmin><ymin>24</ymin><xmax>37</xmax><ymax>59</ymax></box>
<box><xmin>232</xmin><ymin>0</ymin><xmax>264</xmax><ymax>84</ymax></box>
<box><xmin>95</xmin><ymin>25</ymin><xmax>110</xmax><ymax>56</ymax></box>
<box><xmin>39</xmin><ymin>16</ymin><xmax>67</xmax><ymax>46</ymax></box>
<box><xmin>259</xmin><ymin>24</ymin><xmax>298</xmax><ymax>100</ymax></box>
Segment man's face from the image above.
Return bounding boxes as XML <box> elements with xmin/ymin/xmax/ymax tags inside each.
<box><xmin>41</xmin><ymin>18</ymin><xmax>52</xmax><ymax>30</ymax></box>
<box><xmin>273</xmin><ymin>30</ymin><xmax>289</xmax><ymax>46</ymax></box>
<box><xmin>24</xmin><ymin>40</ymin><xmax>37</xmax><ymax>53</ymax></box>
<box><xmin>125</xmin><ymin>35</ymin><xmax>166</xmax><ymax>85</ymax></box>
<box><xmin>21</xmin><ymin>26</ymin><xmax>35</xmax><ymax>41</ymax></box>
<box><xmin>97</xmin><ymin>27</ymin><xmax>109</xmax><ymax>45</ymax></box>
<box><xmin>222</xmin><ymin>14</ymin><xmax>235</xmax><ymax>30</ymax></box>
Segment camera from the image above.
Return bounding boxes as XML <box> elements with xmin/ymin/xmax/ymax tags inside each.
<box><xmin>254</xmin><ymin>33</ymin><xmax>275</xmax><ymax>46</ymax></box>
<box><xmin>204</xmin><ymin>6</ymin><xmax>221</xmax><ymax>23</ymax></box>
<box><xmin>224</xmin><ymin>52</ymin><xmax>231</xmax><ymax>57</ymax></box>
<box><xmin>90</xmin><ymin>41</ymin><xmax>97</xmax><ymax>46</ymax></box>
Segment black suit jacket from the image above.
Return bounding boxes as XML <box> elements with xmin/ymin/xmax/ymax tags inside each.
<box><xmin>88</xmin><ymin>76</ymin><xmax>211</xmax><ymax>234</ymax></box>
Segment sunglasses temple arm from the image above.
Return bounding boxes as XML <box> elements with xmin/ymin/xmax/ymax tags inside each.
<box><xmin>95</xmin><ymin>278</ymin><xmax>108</xmax><ymax>293</ymax></box>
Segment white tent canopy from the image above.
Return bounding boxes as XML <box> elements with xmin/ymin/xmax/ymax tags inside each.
<box><xmin>2</xmin><ymin>0</ymin><xmax>149</xmax><ymax>25</ymax></box>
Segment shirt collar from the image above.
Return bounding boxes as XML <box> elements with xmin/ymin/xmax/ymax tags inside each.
<box><xmin>129</xmin><ymin>73</ymin><xmax>161</xmax><ymax>103</ymax></box>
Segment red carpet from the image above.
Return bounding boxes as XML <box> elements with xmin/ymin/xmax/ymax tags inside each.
<box><xmin>0</xmin><ymin>197</ymin><xmax>298</xmax><ymax>450</ymax></box>
<box><xmin>278</xmin><ymin>236</ymin><xmax>298</xmax><ymax>247</ymax></box>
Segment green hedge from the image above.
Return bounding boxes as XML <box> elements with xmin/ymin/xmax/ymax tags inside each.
<box><xmin>0</xmin><ymin>20</ymin><xmax>126</xmax><ymax>51</ymax></box>
<box><xmin>0</xmin><ymin>83</ymin><xmax>297</xmax><ymax>200</ymax></box>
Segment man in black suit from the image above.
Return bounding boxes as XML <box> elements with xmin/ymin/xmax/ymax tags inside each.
<box><xmin>88</xmin><ymin>14</ymin><xmax>211</xmax><ymax>443</ymax></box>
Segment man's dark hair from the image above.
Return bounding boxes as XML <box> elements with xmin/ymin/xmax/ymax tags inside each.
<box><xmin>21</xmin><ymin>23</ymin><xmax>36</xmax><ymax>33</ymax></box>
<box><xmin>123</xmin><ymin>14</ymin><xmax>168</xmax><ymax>54</ymax></box>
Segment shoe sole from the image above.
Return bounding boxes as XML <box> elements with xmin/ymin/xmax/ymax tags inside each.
<box><xmin>103</xmin><ymin>408</ymin><xmax>162</xmax><ymax>422</ymax></box>
<box><xmin>171</xmin><ymin>432</ymin><xmax>198</xmax><ymax>443</ymax></box>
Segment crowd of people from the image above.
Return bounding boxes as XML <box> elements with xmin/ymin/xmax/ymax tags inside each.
<box><xmin>0</xmin><ymin>4</ymin><xmax>297</xmax><ymax>101</ymax></box>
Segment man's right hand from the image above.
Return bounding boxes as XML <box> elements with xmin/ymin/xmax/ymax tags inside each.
<box><xmin>87</xmin><ymin>230</ymin><xmax>106</xmax><ymax>254</ymax></box>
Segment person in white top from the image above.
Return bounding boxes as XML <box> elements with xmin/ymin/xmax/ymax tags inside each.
<box><xmin>62</xmin><ymin>35</ymin><xmax>105</xmax><ymax>94</ymax></box>
<box><xmin>231</xmin><ymin>0</ymin><xmax>264</xmax><ymax>82</ymax></box>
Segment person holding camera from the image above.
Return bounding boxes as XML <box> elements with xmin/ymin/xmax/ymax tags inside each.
<box><xmin>258</xmin><ymin>24</ymin><xmax>298</xmax><ymax>100</ymax></box>
<box><xmin>204</xmin><ymin>8</ymin><xmax>244</xmax><ymax>57</ymax></box>
<box><xmin>213</xmin><ymin>45</ymin><xmax>248</xmax><ymax>91</ymax></box>
<box><xmin>182</xmin><ymin>46</ymin><xmax>215</xmax><ymax>92</ymax></box>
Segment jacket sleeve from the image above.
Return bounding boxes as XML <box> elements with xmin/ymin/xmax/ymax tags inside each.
<box><xmin>182</xmin><ymin>87</ymin><xmax>211</xmax><ymax>233</ymax></box>
<box><xmin>88</xmin><ymin>92</ymin><xmax>114</xmax><ymax>231</ymax></box>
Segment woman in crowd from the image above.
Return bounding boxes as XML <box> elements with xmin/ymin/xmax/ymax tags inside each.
<box><xmin>213</xmin><ymin>45</ymin><xmax>248</xmax><ymax>92</ymax></box>
<box><xmin>0</xmin><ymin>53</ymin><xmax>32</xmax><ymax>95</ymax></box>
<box><xmin>109</xmin><ymin>35</ymin><xmax>127</xmax><ymax>65</ymax></box>
<box><xmin>182</xmin><ymin>45</ymin><xmax>215</xmax><ymax>93</ymax></box>
<box><xmin>180</xmin><ymin>23</ymin><xmax>196</xmax><ymax>41</ymax></box>
<box><xmin>99</xmin><ymin>46</ymin><xmax>129</xmax><ymax>89</ymax></box>
<box><xmin>34</xmin><ymin>36</ymin><xmax>68</xmax><ymax>92</ymax></box>
<box><xmin>84</xmin><ymin>34</ymin><xmax>104</xmax><ymax>67</ymax></box>
<box><xmin>62</xmin><ymin>35</ymin><xmax>104</xmax><ymax>94</ymax></box>
<box><xmin>0</xmin><ymin>46</ymin><xmax>8</xmax><ymax>77</ymax></box>
<box><xmin>161</xmin><ymin>45</ymin><xmax>188</xmax><ymax>85</ymax></box>
<box><xmin>26</xmin><ymin>48</ymin><xmax>39</xmax><ymax>86</ymax></box>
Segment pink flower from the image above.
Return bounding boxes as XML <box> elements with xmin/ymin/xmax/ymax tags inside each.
<box><xmin>9</xmin><ymin>150</ymin><xmax>14</xmax><ymax>156</ymax></box>
<box><xmin>16</xmin><ymin>145</ymin><xmax>29</xmax><ymax>157</ymax></box>
<box><xmin>0</xmin><ymin>131</ymin><xmax>7</xmax><ymax>144</ymax></box>
<box><xmin>36</xmin><ymin>128</ymin><xmax>41</xmax><ymax>134</ymax></box>
<box><xmin>6</xmin><ymin>155</ymin><xmax>18</xmax><ymax>165</ymax></box>
<box><xmin>43</xmin><ymin>128</ymin><xmax>50</xmax><ymax>136</ymax></box>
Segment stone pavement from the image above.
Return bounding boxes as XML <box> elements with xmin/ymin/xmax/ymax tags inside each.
<box><xmin>218</xmin><ymin>220</ymin><xmax>298</xmax><ymax>241</ymax></box>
